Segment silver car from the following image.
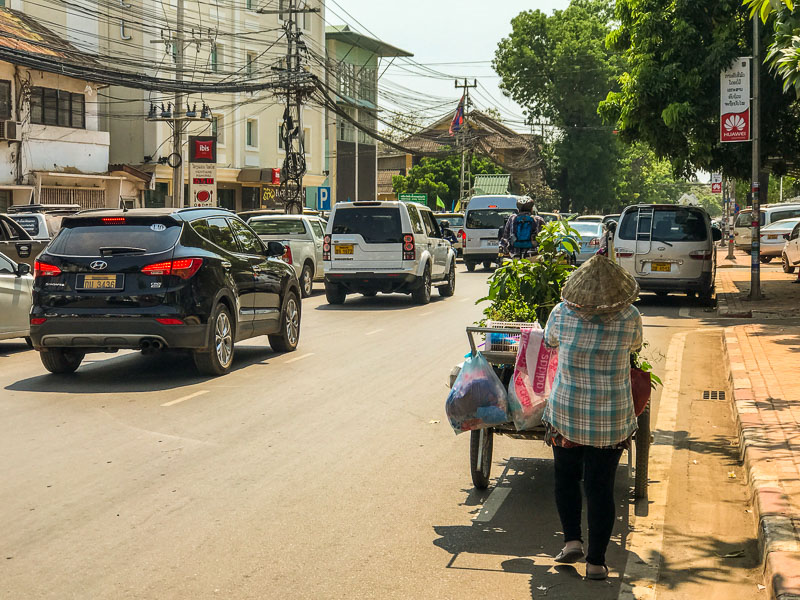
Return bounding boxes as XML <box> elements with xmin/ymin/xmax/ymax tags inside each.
<box><xmin>572</xmin><ymin>222</ymin><xmax>604</xmax><ymax>265</ymax></box>
<box><xmin>0</xmin><ymin>251</ymin><xmax>33</xmax><ymax>343</ymax></box>
<box><xmin>614</xmin><ymin>205</ymin><xmax>722</xmax><ymax>303</ymax></box>
<box><xmin>758</xmin><ymin>217</ymin><xmax>800</xmax><ymax>263</ymax></box>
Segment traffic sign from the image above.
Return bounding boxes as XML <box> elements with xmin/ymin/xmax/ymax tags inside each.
<box><xmin>399</xmin><ymin>193</ymin><xmax>427</xmax><ymax>205</ymax></box>
<box><xmin>317</xmin><ymin>187</ymin><xmax>331</xmax><ymax>211</ymax></box>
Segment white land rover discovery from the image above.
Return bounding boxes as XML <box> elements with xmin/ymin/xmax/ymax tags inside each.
<box><xmin>323</xmin><ymin>201</ymin><xmax>457</xmax><ymax>305</ymax></box>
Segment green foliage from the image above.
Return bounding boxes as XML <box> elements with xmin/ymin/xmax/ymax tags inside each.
<box><xmin>494</xmin><ymin>0</ymin><xmax>623</xmax><ymax>213</ymax></box>
<box><xmin>746</xmin><ymin>0</ymin><xmax>800</xmax><ymax>95</ymax></box>
<box><xmin>391</xmin><ymin>154</ymin><xmax>504</xmax><ymax>210</ymax></box>
<box><xmin>631</xmin><ymin>346</ymin><xmax>663</xmax><ymax>389</ymax></box>
<box><xmin>478</xmin><ymin>221</ymin><xmax>579</xmax><ymax>325</ymax></box>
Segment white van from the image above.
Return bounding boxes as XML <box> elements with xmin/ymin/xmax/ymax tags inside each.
<box><xmin>462</xmin><ymin>195</ymin><xmax>520</xmax><ymax>271</ymax></box>
<box><xmin>733</xmin><ymin>203</ymin><xmax>800</xmax><ymax>251</ymax></box>
<box><xmin>614</xmin><ymin>204</ymin><xmax>722</xmax><ymax>303</ymax></box>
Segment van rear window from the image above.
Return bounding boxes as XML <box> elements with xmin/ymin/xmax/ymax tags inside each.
<box><xmin>332</xmin><ymin>208</ymin><xmax>402</xmax><ymax>243</ymax></box>
<box><xmin>466</xmin><ymin>209</ymin><xmax>516</xmax><ymax>230</ymax></box>
<box><xmin>249</xmin><ymin>219</ymin><xmax>307</xmax><ymax>235</ymax></box>
<box><xmin>48</xmin><ymin>221</ymin><xmax>181</xmax><ymax>255</ymax></box>
<box><xmin>618</xmin><ymin>208</ymin><xmax>707</xmax><ymax>242</ymax></box>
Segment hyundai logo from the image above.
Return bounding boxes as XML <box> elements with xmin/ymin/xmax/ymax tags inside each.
<box><xmin>90</xmin><ymin>261</ymin><xmax>108</xmax><ymax>271</ymax></box>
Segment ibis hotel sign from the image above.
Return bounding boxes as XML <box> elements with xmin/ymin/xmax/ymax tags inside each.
<box><xmin>189</xmin><ymin>136</ymin><xmax>218</xmax><ymax>208</ymax></box>
<box><xmin>720</xmin><ymin>58</ymin><xmax>750</xmax><ymax>143</ymax></box>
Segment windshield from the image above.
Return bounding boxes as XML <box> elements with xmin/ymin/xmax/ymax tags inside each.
<box><xmin>619</xmin><ymin>207</ymin><xmax>708</xmax><ymax>242</ymax></box>
<box><xmin>435</xmin><ymin>215</ymin><xmax>464</xmax><ymax>227</ymax></box>
<box><xmin>764</xmin><ymin>217</ymin><xmax>800</xmax><ymax>231</ymax></box>
<box><xmin>48</xmin><ymin>222</ymin><xmax>182</xmax><ymax>256</ymax></box>
<box><xmin>735</xmin><ymin>210</ymin><xmax>764</xmax><ymax>228</ymax></box>
<box><xmin>249</xmin><ymin>219</ymin><xmax>307</xmax><ymax>235</ymax></box>
<box><xmin>768</xmin><ymin>208</ymin><xmax>800</xmax><ymax>224</ymax></box>
<box><xmin>331</xmin><ymin>208</ymin><xmax>403</xmax><ymax>243</ymax></box>
<box><xmin>572</xmin><ymin>223</ymin><xmax>603</xmax><ymax>238</ymax></box>
<box><xmin>466</xmin><ymin>209</ymin><xmax>517</xmax><ymax>230</ymax></box>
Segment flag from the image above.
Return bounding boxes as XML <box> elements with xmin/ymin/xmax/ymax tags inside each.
<box><xmin>449</xmin><ymin>95</ymin><xmax>465</xmax><ymax>136</ymax></box>
<box><xmin>436</xmin><ymin>196</ymin><xmax>445</xmax><ymax>210</ymax></box>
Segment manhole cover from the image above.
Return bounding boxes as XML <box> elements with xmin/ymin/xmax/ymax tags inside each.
<box><xmin>702</xmin><ymin>390</ymin><xmax>726</xmax><ymax>400</ymax></box>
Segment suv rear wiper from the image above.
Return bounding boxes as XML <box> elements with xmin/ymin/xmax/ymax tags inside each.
<box><xmin>99</xmin><ymin>246</ymin><xmax>147</xmax><ymax>255</ymax></box>
<box><xmin>652</xmin><ymin>238</ymin><xmax>674</xmax><ymax>247</ymax></box>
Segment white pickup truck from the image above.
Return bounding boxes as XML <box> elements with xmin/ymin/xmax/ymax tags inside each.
<box><xmin>247</xmin><ymin>214</ymin><xmax>327</xmax><ymax>297</ymax></box>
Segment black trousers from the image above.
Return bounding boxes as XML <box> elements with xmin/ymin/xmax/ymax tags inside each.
<box><xmin>552</xmin><ymin>445</ymin><xmax>623</xmax><ymax>566</ymax></box>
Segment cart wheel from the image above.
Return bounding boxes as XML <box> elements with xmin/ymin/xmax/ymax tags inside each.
<box><xmin>634</xmin><ymin>403</ymin><xmax>651</xmax><ymax>499</ymax></box>
<box><xmin>470</xmin><ymin>428</ymin><xmax>494</xmax><ymax>490</ymax></box>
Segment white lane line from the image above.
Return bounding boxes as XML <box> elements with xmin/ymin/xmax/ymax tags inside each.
<box><xmin>421</xmin><ymin>311</ymin><xmax>433</xmax><ymax>317</ymax></box>
<box><xmin>286</xmin><ymin>352</ymin><xmax>315</xmax><ymax>364</ymax></box>
<box><xmin>679</xmin><ymin>307</ymin><xmax>691</xmax><ymax>318</ymax></box>
<box><xmin>473</xmin><ymin>487</ymin><xmax>512</xmax><ymax>523</ymax></box>
<box><xmin>161</xmin><ymin>390</ymin><xmax>209</xmax><ymax>407</ymax></box>
<box><xmin>366</xmin><ymin>329</ymin><xmax>384</xmax><ymax>336</ymax></box>
<box><xmin>459</xmin><ymin>297</ymin><xmax>471</xmax><ymax>303</ymax></box>
<box><xmin>618</xmin><ymin>332</ymin><xmax>686</xmax><ymax>600</ymax></box>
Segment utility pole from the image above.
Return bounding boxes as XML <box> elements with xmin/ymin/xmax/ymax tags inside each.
<box><xmin>727</xmin><ymin>178</ymin><xmax>736</xmax><ymax>260</ymax></box>
<box><xmin>260</xmin><ymin>1</ymin><xmax>319</xmax><ymax>214</ymax></box>
<box><xmin>750</xmin><ymin>15</ymin><xmax>761</xmax><ymax>300</ymax></box>
<box><xmin>173</xmin><ymin>0</ymin><xmax>185</xmax><ymax>208</ymax></box>
<box><xmin>455</xmin><ymin>78</ymin><xmax>477</xmax><ymax>208</ymax></box>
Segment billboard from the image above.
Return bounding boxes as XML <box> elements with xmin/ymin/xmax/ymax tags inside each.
<box><xmin>720</xmin><ymin>58</ymin><xmax>750</xmax><ymax>143</ymax></box>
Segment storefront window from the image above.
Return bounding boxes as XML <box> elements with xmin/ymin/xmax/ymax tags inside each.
<box><xmin>242</xmin><ymin>186</ymin><xmax>260</xmax><ymax>211</ymax></box>
<box><xmin>218</xmin><ymin>188</ymin><xmax>235</xmax><ymax>211</ymax></box>
<box><xmin>144</xmin><ymin>182</ymin><xmax>168</xmax><ymax>208</ymax></box>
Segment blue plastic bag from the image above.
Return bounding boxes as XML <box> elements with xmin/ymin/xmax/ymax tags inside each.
<box><xmin>446</xmin><ymin>352</ymin><xmax>509</xmax><ymax>434</ymax></box>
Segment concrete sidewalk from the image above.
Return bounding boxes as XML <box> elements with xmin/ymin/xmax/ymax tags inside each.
<box><xmin>723</xmin><ymin>323</ymin><xmax>800</xmax><ymax>600</ymax></box>
<box><xmin>716</xmin><ymin>248</ymin><xmax>800</xmax><ymax>318</ymax></box>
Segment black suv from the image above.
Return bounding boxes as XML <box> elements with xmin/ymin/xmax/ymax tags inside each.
<box><xmin>30</xmin><ymin>208</ymin><xmax>302</xmax><ymax>376</ymax></box>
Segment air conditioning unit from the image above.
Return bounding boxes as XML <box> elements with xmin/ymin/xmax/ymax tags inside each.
<box><xmin>0</xmin><ymin>120</ymin><xmax>22</xmax><ymax>142</ymax></box>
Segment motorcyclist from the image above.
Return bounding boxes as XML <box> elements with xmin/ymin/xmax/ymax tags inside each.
<box><xmin>502</xmin><ymin>196</ymin><xmax>545</xmax><ymax>257</ymax></box>
<box><xmin>439</xmin><ymin>220</ymin><xmax>458</xmax><ymax>246</ymax></box>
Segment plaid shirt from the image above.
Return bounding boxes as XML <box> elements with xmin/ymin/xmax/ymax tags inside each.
<box><xmin>543</xmin><ymin>302</ymin><xmax>643</xmax><ymax>447</ymax></box>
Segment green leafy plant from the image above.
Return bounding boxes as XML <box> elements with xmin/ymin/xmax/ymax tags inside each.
<box><xmin>478</xmin><ymin>221</ymin><xmax>579</xmax><ymax>324</ymax></box>
<box><xmin>631</xmin><ymin>346</ymin><xmax>663</xmax><ymax>390</ymax></box>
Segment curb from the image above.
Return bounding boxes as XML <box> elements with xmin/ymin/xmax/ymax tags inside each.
<box><xmin>722</xmin><ymin>328</ymin><xmax>800</xmax><ymax>600</ymax></box>
<box><xmin>717</xmin><ymin>292</ymin><xmax>752</xmax><ymax>318</ymax></box>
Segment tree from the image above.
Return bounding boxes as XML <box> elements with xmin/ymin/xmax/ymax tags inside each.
<box><xmin>391</xmin><ymin>154</ymin><xmax>505</xmax><ymax>210</ymax></box>
<box><xmin>599</xmin><ymin>0</ymin><xmax>800</xmax><ymax>202</ymax></box>
<box><xmin>494</xmin><ymin>0</ymin><xmax>622</xmax><ymax>212</ymax></box>
<box><xmin>745</xmin><ymin>1</ymin><xmax>800</xmax><ymax>94</ymax></box>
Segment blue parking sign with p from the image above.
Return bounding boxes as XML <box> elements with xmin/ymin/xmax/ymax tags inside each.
<box><xmin>317</xmin><ymin>187</ymin><xmax>331</xmax><ymax>211</ymax></box>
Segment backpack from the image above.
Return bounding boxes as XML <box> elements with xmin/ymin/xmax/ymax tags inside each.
<box><xmin>512</xmin><ymin>214</ymin><xmax>535</xmax><ymax>249</ymax></box>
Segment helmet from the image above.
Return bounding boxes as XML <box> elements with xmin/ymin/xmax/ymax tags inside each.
<box><xmin>517</xmin><ymin>196</ymin><xmax>535</xmax><ymax>213</ymax></box>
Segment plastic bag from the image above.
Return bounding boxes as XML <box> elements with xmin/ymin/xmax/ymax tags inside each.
<box><xmin>507</xmin><ymin>324</ymin><xmax>558</xmax><ymax>431</ymax></box>
<box><xmin>446</xmin><ymin>351</ymin><xmax>509</xmax><ymax>434</ymax></box>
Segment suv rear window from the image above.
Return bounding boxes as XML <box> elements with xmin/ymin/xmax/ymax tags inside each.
<box><xmin>332</xmin><ymin>208</ymin><xmax>402</xmax><ymax>243</ymax></box>
<box><xmin>769</xmin><ymin>208</ymin><xmax>800</xmax><ymax>224</ymax></box>
<box><xmin>618</xmin><ymin>208</ymin><xmax>708</xmax><ymax>242</ymax></box>
<box><xmin>11</xmin><ymin>215</ymin><xmax>40</xmax><ymax>237</ymax></box>
<box><xmin>466</xmin><ymin>209</ymin><xmax>516</xmax><ymax>230</ymax></box>
<box><xmin>48</xmin><ymin>220</ymin><xmax>182</xmax><ymax>255</ymax></box>
<box><xmin>249</xmin><ymin>219</ymin><xmax>307</xmax><ymax>235</ymax></box>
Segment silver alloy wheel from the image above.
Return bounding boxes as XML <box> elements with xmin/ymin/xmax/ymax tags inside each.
<box><xmin>302</xmin><ymin>266</ymin><xmax>313</xmax><ymax>296</ymax></box>
<box><xmin>215</xmin><ymin>311</ymin><xmax>233</xmax><ymax>367</ymax></box>
<box><xmin>285</xmin><ymin>297</ymin><xmax>300</xmax><ymax>346</ymax></box>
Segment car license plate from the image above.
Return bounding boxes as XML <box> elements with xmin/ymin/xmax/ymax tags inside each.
<box><xmin>768</xmin><ymin>234</ymin><xmax>778</xmax><ymax>240</ymax></box>
<box><xmin>486</xmin><ymin>240</ymin><xmax>499</xmax><ymax>247</ymax></box>
<box><xmin>78</xmin><ymin>274</ymin><xmax>123</xmax><ymax>290</ymax></box>
<box><xmin>651</xmin><ymin>262</ymin><xmax>671</xmax><ymax>273</ymax></box>
<box><xmin>335</xmin><ymin>244</ymin><xmax>354</xmax><ymax>255</ymax></box>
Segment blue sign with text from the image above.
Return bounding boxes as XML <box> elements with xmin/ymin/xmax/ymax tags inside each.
<box><xmin>317</xmin><ymin>187</ymin><xmax>331</xmax><ymax>211</ymax></box>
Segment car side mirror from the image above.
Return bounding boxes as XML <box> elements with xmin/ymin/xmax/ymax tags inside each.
<box><xmin>711</xmin><ymin>227</ymin><xmax>723</xmax><ymax>242</ymax></box>
<box><xmin>17</xmin><ymin>262</ymin><xmax>31</xmax><ymax>276</ymax></box>
<box><xmin>266</xmin><ymin>240</ymin><xmax>286</xmax><ymax>257</ymax></box>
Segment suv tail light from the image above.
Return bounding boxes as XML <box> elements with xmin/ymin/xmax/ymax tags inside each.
<box><xmin>689</xmin><ymin>250</ymin><xmax>712</xmax><ymax>260</ymax></box>
<box><xmin>402</xmin><ymin>234</ymin><xmax>416</xmax><ymax>260</ymax></box>
<box><xmin>616</xmin><ymin>248</ymin><xmax>634</xmax><ymax>258</ymax></box>
<box><xmin>282</xmin><ymin>243</ymin><xmax>293</xmax><ymax>265</ymax></box>
<box><xmin>141</xmin><ymin>258</ymin><xmax>203</xmax><ymax>279</ymax></box>
<box><xmin>34</xmin><ymin>260</ymin><xmax>61</xmax><ymax>277</ymax></box>
<box><xmin>323</xmin><ymin>235</ymin><xmax>331</xmax><ymax>260</ymax></box>
<box><xmin>101</xmin><ymin>217</ymin><xmax>126</xmax><ymax>224</ymax></box>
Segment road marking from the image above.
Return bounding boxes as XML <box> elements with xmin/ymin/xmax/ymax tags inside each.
<box><xmin>286</xmin><ymin>352</ymin><xmax>314</xmax><ymax>364</ymax></box>
<box><xmin>161</xmin><ymin>390</ymin><xmax>209</xmax><ymax>407</ymax></box>
<box><xmin>421</xmin><ymin>311</ymin><xmax>433</xmax><ymax>317</ymax></box>
<box><xmin>473</xmin><ymin>487</ymin><xmax>512</xmax><ymax>523</ymax></box>
<box><xmin>679</xmin><ymin>307</ymin><xmax>691</xmax><ymax>318</ymax></box>
<box><xmin>618</xmin><ymin>332</ymin><xmax>686</xmax><ymax>600</ymax></box>
<box><xmin>366</xmin><ymin>329</ymin><xmax>384</xmax><ymax>336</ymax></box>
<box><xmin>459</xmin><ymin>297</ymin><xmax>471</xmax><ymax>303</ymax></box>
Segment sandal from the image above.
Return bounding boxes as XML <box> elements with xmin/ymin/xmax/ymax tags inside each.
<box><xmin>554</xmin><ymin>546</ymin><xmax>584</xmax><ymax>564</ymax></box>
<box><xmin>585</xmin><ymin>564</ymin><xmax>609</xmax><ymax>580</ymax></box>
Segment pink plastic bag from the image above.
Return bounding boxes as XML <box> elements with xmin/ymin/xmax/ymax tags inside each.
<box><xmin>507</xmin><ymin>324</ymin><xmax>558</xmax><ymax>431</ymax></box>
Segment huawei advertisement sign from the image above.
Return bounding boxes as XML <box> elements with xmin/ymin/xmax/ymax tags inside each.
<box><xmin>720</xmin><ymin>58</ymin><xmax>750</xmax><ymax>143</ymax></box>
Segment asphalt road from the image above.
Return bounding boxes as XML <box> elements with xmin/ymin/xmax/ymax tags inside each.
<box><xmin>0</xmin><ymin>264</ymin><xmax>762</xmax><ymax>599</ymax></box>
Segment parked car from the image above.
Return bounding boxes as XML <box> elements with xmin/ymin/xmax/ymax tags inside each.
<box><xmin>734</xmin><ymin>203</ymin><xmax>800</xmax><ymax>251</ymax></box>
<box><xmin>323</xmin><ymin>201</ymin><xmax>456</xmax><ymax>305</ymax></box>
<box><xmin>463</xmin><ymin>195</ymin><xmax>520</xmax><ymax>271</ymax></box>
<box><xmin>614</xmin><ymin>204</ymin><xmax>722</xmax><ymax>303</ymax></box>
<box><xmin>571</xmin><ymin>222</ymin><xmax>605</xmax><ymax>265</ymax></box>
<box><xmin>29</xmin><ymin>207</ymin><xmax>301</xmax><ymax>376</ymax></box>
<box><xmin>7</xmin><ymin>204</ymin><xmax>82</xmax><ymax>240</ymax></box>
<box><xmin>434</xmin><ymin>212</ymin><xmax>464</xmax><ymax>255</ymax></box>
<box><xmin>247</xmin><ymin>214</ymin><xmax>326</xmax><ymax>297</ymax></box>
<box><xmin>0</xmin><ymin>251</ymin><xmax>33</xmax><ymax>343</ymax></box>
<box><xmin>0</xmin><ymin>214</ymin><xmax>48</xmax><ymax>268</ymax></box>
<box><xmin>758</xmin><ymin>217</ymin><xmax>800</xmax><ymax>263</ymax></box>
<box><xmin>781</xmin><ymin>221</ymin><xmax>800</xmax><ymax>273</ymax></box>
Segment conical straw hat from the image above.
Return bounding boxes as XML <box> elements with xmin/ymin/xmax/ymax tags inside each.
<box><xmin>561</xmin><ymin>255</ymin><xmax>639</xmax><ymax>314</ymax></box>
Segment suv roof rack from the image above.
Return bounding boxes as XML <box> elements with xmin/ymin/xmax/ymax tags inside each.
<box><xmin>7</xmin><ymin>203</ymin><xmax>82</xmax><ymax>214</ymax></box>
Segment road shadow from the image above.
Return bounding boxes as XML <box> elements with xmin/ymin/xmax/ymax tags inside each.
<box><xmin>315</xmin><ymin>294</ymin><xmax>449</xmax><ymax>312</ymax></box>
<box><xmin>5</xmin><ymin>343</ymin><xmax>278</xmax><ymax>394</ymax></box>
<box><xmin>0</xmin><ymin>340</ymin><xmax>32</xmax><ymax>358</ymax></box>
<box><xmin>432</xmin><ymin>456</ymin><xmax>635</xmax><ymax>599</ymax></box>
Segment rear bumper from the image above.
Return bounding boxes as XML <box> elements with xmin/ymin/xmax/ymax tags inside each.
<box><xmin>30</xmin><ymin>317</ymin><xmax>208</xmax><ymax>350</ymax></box>
<box><xmin>463</xmin><ymin>250</ymin><xmax>499</xmax><ymax>263</ymax></box>
<box><xmin>760</xmin><ymin>245</ymin><xmax>785</xmax><ymax>257</ymax></box>
<box><xmin>325</xmin><ymin>272</ymin><xmax>419</xmax><ymax>294</ymax></box>
<box><xmin>635</xmin><ymin>271</ymin><xmax>713</xmax><ymax>293</ymax></box>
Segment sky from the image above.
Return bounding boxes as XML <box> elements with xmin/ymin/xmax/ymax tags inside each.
<box><xmin>326</xmin><ymin>0</ymin><xmax>571</xmax><ymax>133</ymax></box>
